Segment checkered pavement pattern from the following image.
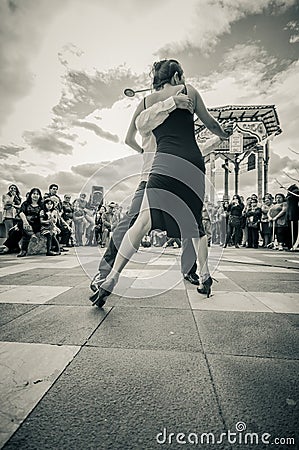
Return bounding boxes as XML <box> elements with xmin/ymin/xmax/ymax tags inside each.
<box><xmin>0</xmin><ymin>246</ymin><xmax>298</xmax><ymax>448</ymax></box>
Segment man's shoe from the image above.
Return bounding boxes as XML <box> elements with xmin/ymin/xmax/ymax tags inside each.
<box><xmin>17</xmin><ymin>250</ymin><xmax>27</xmax><ymax>258</ymax></box>
<box><xmin>184</xmin><ymin>273</ymin><xmax>200</xmax><ymax>285</ymax></box>
<box><xmin>90</xmin><ymin>274</ymin><xmax>106</xmax><ymax>293</ymax></box>
<box><xmin>60</xmin><ymin>247</ymin><xmax>69</xmax><ymax>252</ymax></box>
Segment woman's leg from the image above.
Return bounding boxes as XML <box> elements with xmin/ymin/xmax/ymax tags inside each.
<box><xmin>192</xmin><ymin>235</ymin><xmax>209</xmax><ymax>282</ymax></box>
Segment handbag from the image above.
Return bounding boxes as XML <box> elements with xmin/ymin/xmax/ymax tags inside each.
<box><xmin>229</xmin><ymin>215</ymin><xmax>241</xmax><ymax>227</ymax></box>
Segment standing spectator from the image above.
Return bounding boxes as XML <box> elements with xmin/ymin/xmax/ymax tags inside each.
<box><xmin>73</xmin><ymin>202</ymin><xmax>85</xmax><ymax>246</ymax></box>
<box><xmin>2</xmin><ymin>185</ymin><xmax>22</xmax><ymax>239</ymax></box>
<box><xmin>105</xmin><ymin>202</ymin><xmax>118</xmax><ymax>233</ymax></box>
<box><xmin>224</xmin><ymin>195</ymin><xmax>244</xmax><ymax>248</ymax></box>
<box><xmin>202</xmin><ymin>202</ymin><xmax>212</xmax><ymax>247</ymax></box>
<box><xmin>18</xmin><ymin>188</ymin><xmax>43</xmax><ymax>257</ymax></box>
<box><xmin>286</xmin><ymin>185</ymin><xmax>299</xmax><ymax>250</ymax></box>
<box><xmin>61</xmin><ymin>194</ymin><xmax>74</xmax><ymax>247</ymax></box>
<box><xmin>268</xmin><ymin>193</ymin><xmax>288</xmax><ymax>250</ymax></box>
<box><xmin>246</xmin><ymin>198</ymin><xmax>262</xmax><ymax>248</ymax></box>
<box><xmin>84</xmin><ymin>205</ymin><xmax>96</xmax><ymax>246</ymax></box>
<box><xmin>40</xmin><ymin>198</ymin><xmax>60</xmax><ymax>256</ymax></box>
<box><xmin>260</xmin><ymin>195</ymin><xmax>273</xmax><ymax>247</ymax></box>
<box><xmin>216</xmin><ymin>201</ymin><xmax>227</xmax><ymax>246</ymax></box>
<box><xmin>94</xmin><ymin>205</ymin><xmax>108</xmax><ymax>247</ymax></box>
<box><xmin>241</xmin><ymin>197</ymin><xmax>252</xmax><ymax>247</ymax></box>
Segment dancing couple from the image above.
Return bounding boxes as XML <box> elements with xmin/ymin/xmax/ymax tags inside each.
<box><xmin>90</xmin><ymin>59</ymin><xmax>233</xmax><ymax>306</ymax></box>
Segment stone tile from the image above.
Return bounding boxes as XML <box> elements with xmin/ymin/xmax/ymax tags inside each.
<box><xmin>281</xmin><ymin>313</ymin><xmax>299</xmax><ymax>329</ymax></box>
<box><xmin>207</xmin><ymin>354</ymin><xmax>298</xmax><ymax>447</ymax></box>
<box><xmin>89</xmin><ymin>307</ymin><xmax>202</xmax><ymax>352</ymax></box>
<box><xmin>0</xmin><ymin>268</ymin><xmax>59</xmax><ymax>285</ymax></box>
<box><xmin>0</xmin><ymin>304</ymin><xmax>38</xmax><ymax>326</ymax></box>
<box><xmin>0</xmin><ymin>285</ymin><xmax>72</xmax><ymax>304</ymax></box>
<box><xmin>0</xmin><ymin>285</ymin><xmax>19</xmax><ymax>293</ymax></box>
<box><xmin>3</xmin><ymin>347</ymin><xmax>229</xmax><ymax>450</ymax></box>
<box><xmin>113</xmin><ymin>288</ymin><xmax>190</xmax><ymax>309</ymax></box>
<box><xmin>0</xmin><ymin>341</ymin><xmax>79</xmax><ymax>449</ymax></box>
<box><xmin>186</xmin><ymin>278</ymin><xmax>245</xmax><ymax>292</ymax></box>
<box><xmin>218</xmin><ymin>265</ymin><xmax>298</xmax><ymax>273</ymax></box>
<box><xmin>30</xmin><ymin>274</ymin><xmax>87</xmax><ymax>287</ymax></box>
<box><xmin>130</xmin><ymin>273</ymin><xmax>185</xmax><ymax>291</ymax></box>
<box><xmin>222</xmin><ymin>272</ymin><xmax>299</xmax><ymax>293</ymax></box>
<box><xmin>46</xmin><ymin>285</ymin><xmax>93</xmax><ymax>305</ymax></box>
<box><xmin>193</xmin><ymin>310</ymin><xmax>299</xmax><ymax>359</ymax></box>
<box><xmin>211</xmin><ymin>272</ymin><xmax>230</xmax><ymax>279</ymax></box>
<box><xmin>194</xmin><ymin>311</ymin><xmax>299</xmax><ymax>359</ymax></box>
<box><xmin>188</xmin><ymin>291</ymin><xmax>273</xmax><ymax>312</ymax></box>
<box><xmin>251</xmin><ymin>292</ymin><xmax>299</xmax><ymax>314</ymax></box>
<box><xmin>0</xmin><ymin>305</ymin><xmax>111</xmax><ymax>345</ymax></box>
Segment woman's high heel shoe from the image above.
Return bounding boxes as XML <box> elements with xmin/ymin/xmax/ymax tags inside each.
<box><xmin>197</xmin><ymin>276</ymin><xmax>217</xmax><ymax>298</ymax></box>
<box><xmin>89</xmin><ymin>278</ymin><xmax>117</xmax><ymax>308</ymax></box>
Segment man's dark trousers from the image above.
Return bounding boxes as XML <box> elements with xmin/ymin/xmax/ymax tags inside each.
<box><xmin>98</xmin><ymin>181</ymin><xmax>198</xmax><ymax>279</ymax></box>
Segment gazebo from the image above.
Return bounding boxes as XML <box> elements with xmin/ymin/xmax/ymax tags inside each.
<box><xmin>195</xmin><ymin>105</ymin><xmax>282</xmax><ymax>202</ymax></box>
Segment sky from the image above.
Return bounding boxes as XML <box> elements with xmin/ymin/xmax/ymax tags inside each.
<box><xmin>0</xmin><ymin>0</ymin><xmax>299</xmax><ymax>205</ymax></box>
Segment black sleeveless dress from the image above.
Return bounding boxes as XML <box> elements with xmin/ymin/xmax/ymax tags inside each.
<box><xmin>146</xmin><ymin>106</ymin><xmax>206</xmax><ymax>238</ymax></box>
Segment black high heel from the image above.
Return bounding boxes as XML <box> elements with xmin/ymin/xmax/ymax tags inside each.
<box><xmin>89</xmin><ymin>278</ymin><xmax>117</xmax><ymax>308</ymax></box>
<box><xmin>197</xmin><ymin>276</ymin><xmax>218</xmax><ymax>298</ymax></box>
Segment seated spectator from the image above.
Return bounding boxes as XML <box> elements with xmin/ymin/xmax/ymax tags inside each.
<box><xmin>17</xmin><ymin>188</ymin><xmax>43</xmax><ymax>257</ymax></box>
<box><xmin>40</xmin><ymin>198</ymin><xmax>60</xmax><ymax>256</ymax></box>
<box><xmin>164</xmin><ymin>237</ymin><xmax>181</xmax><ymax>248</ymax></box>
<box><xmin>44</xmin><ymin>184</ymin><xmax>62</xmax><ymax>210</ymax></box>
<box><xmin>141</xmin><ymin>234</ymin><xmax>151</xmax><ymax>248</ymax></box>
<box><xmin>50</xmin><ymin>196</ymin><xmax>71</xmax><ymax>252</ymax></box>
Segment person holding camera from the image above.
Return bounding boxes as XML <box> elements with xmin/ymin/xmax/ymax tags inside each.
<box><xmin>224</xmin><ymin>195</ymin><xmax>244</xmax><ymax>248</ymax></box>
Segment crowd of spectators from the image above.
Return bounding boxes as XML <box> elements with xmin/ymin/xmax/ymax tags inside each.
<box><xmin>200</xmin><ymin>188</ymin><xmax>298</xmax><ymax>251</ymax></box>
<box><xmin>140</xmin><ymin>187</ymin><xmax>299</xmax><ymax>252</ymax></box>
<box><xmin>1</xmin><ymin>183</ymin><xmax>298</xmax><ymax>257</ymax></box>
<box><xmin>0</xmin><ymin>184</ymin><xmax>124</xmax><ymax>257</ymax></box>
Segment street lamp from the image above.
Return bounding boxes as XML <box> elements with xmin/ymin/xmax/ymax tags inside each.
<box><xmin>124</xmin><ymin>87</ymin><xmax>152</xmax><ymax>97</ymax></box>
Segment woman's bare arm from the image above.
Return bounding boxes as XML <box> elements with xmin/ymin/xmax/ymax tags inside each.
<box><xmin>124</xmin><ymin>100</ymin><xmax>145</xmax><ymax>153</ymax></box>
<box><xmin>187</xmin><ymin>84</ymin><xmax>230</xmax><ymax>139</ymax></box>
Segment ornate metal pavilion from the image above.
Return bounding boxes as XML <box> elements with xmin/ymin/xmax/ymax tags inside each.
<box><xmin>195</xmin><ymin>105</ymin><xmax>282</xmax><ymax>201</ymax></box>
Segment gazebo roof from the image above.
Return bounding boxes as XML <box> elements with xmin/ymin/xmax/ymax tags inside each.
<box><xmin>194</xmin><ymin>104</ymin><xmax>282</xmax><ymax>137</ymax></box>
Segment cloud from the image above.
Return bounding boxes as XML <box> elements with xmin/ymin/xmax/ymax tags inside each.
<box><xmin>157</xmin><ymin>0</ymin><xmax>297</xmax><ymax>56</ymax></box>
<box><xmin>0</xmin><ymin>0</ymin><xmax>66</xmax><ymax>132</ymax></box>
<box><xmin>23</xmin><ymin>129</ymin><xmax>75</xmax><ymax>155</ymax></box>
<box><xmin>73</xmin><ymin>120</ymin><xmax>119</xmax><ymax>143</ymax></box>
<box><xmin>53</xmin><ymin>67</ymin><xmax>145</xmax><ymax>121</ymax></box>
<box><xmin>0</xmin><ymin>144</ymin><xmax>25</xmax><ymax>159</ymax></box>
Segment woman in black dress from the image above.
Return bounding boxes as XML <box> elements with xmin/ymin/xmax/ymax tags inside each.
<box><xmin>92</xmin><ymin>59</ymin><xmax>232</xmax><ymax>306</ymax></box>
